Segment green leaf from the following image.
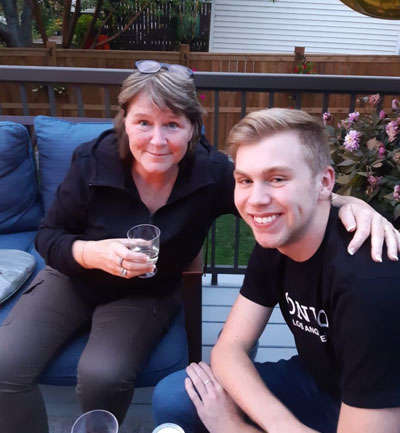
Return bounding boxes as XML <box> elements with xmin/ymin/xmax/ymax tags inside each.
<box><xmin>325</xmin><ymin>125</ymin><xmax>335</xmax><ymax>136</ymax></box>
<box><xmin>337</xmin><ymin>159</ymin><xmax>355</xmax><ymax>167</ymax></box>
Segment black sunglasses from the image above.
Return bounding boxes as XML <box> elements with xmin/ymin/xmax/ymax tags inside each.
<box><xmin>135</xmin><ymin>60</ymin><xmax>194</xmax><ymax>78</ymax></box>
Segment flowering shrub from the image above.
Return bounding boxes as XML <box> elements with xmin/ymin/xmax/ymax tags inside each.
<box><xmin>324</xmin><ymin>94</ymin><xmax>400</xmax><ymax>224</ymax></box>
<box><xmin>293</xmin><ymin>60</ymin><xmax>317</xmax><ymax>74</ymax></box>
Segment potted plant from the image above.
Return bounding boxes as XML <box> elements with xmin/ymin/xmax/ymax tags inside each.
<box><xmin>325</xmin><ymin>95</ymin><xmax>400</xmax><ymax>226</ymax></box>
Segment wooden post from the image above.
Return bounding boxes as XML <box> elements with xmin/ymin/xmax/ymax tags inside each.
<box><xmin>293</xmin><ymin>46</ymin><xmax>306</xmax><ymax>72</ymax></box>
<box><xmin>46</xmin><ymin>41</ymin><xmax>57</xmax><ymax>66</ymax></box>
<box><xmin>179</xmin><ymin>44</ymin><xmax>190</xmax><ymax>66</ymax></box>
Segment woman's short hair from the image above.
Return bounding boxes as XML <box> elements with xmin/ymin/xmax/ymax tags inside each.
<box><xmin>114</xmin><ymin>69</ymin><xmax>206</xmax><ymax>164</ymax></box>
<box><xmin>227</xmin><ymin>108</ymin><xmax>331</xmax><ymax>175</ymax></box>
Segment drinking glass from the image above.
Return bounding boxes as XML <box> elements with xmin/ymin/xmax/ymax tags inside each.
<box><xmin>127</xmin><ymin>224</ymin><xmax>161</xmax><ymax>278</ymax></box>
<box><xmin>70</xmin><ymin>409</ymin><xmax>118</xmax><ymax>433</ymax></box>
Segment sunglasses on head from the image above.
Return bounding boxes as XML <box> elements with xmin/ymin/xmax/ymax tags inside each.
<box><xmin>135</xmin><ymin>60</ymin><xmax>194</xmax><ymax>78</ymax></box>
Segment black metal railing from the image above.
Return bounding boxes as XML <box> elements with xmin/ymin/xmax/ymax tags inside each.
<box><xmin>1</xmin><ymin>65</ymin><xmax>399</xmax><ymax>283</ymax></box>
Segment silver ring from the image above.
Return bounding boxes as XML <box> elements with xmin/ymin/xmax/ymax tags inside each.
<box><xmin>120</xmin><ymin>267</ymin><xmax>127</xmax><ymax>277</ymax></box>
<box><xmin>203</xmin><ymin>379</ymin><xmax>211</xmax><ymax>385</ymax></box>
<box><xmin>119</xmin><ymin>257</ymin><xmax>124</xmax><ymax>267</ymax></box>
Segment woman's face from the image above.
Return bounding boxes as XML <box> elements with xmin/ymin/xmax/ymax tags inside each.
<box><xmin>125</xmin><ymin>93</ymin><xmax>194</xmax><ymax>178</ymax></box>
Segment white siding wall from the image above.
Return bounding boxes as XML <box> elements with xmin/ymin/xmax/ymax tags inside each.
<box><xmin>209</xmin><ymin>0</ymin><xmax>400</xmax><ymax>54</ymax></box>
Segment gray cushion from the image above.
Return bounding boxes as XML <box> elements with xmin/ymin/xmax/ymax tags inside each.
<box><xmin>0</xmin><ymin>249</ymin><xmax>35</xmax><ymax>304</ymax></box>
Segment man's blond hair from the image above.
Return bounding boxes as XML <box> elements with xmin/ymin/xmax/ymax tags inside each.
<box><xmin>227</xmin><ymin>108</ymin><xmax>331</xmax><ymax>175</ymax></box>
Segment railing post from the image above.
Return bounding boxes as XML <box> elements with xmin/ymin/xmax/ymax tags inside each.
<box><xmin>179</xmin><ymin>44</ymin><xmax>190</xmax><ymax>67</ymax></box>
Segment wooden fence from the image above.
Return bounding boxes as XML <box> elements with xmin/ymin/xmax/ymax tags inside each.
<box><xmin>1</xmin><ymin>45</ymin><xmax>400</xmax><ymax>75</ymax></box>
<box><xmin>1</xmin><ymin>46</ymin><xmax>399</xmax><ymax>150</ymax></box>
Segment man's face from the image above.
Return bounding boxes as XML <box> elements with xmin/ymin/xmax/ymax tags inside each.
<box><xmin>234</xmin><ymin>130</ymin><xmax>329</xmax><ymax>258</ymax></box>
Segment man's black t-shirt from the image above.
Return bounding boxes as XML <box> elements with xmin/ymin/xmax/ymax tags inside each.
<box><xmin>240</xmin><ymin>207</ymin><xmax>400</xmax><ymax>408</ymax></box>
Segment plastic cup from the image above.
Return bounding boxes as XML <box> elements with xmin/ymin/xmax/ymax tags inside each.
<box><xmin>70</xmin><ymin>409</ymin><xmax>118</xmax><ymax>433</ymax></box>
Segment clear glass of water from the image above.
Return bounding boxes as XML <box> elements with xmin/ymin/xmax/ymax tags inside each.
<box><xmin>127</xmin><ymin>224</ymin><xmax>161</xmax><ymax>278</ymax></box>
<box><xmin>70</xmin><ymin>409</ymin><xmax>118</xmax><ymax>433</ymax></box>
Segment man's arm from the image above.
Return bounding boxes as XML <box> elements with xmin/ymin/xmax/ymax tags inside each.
<box><xmin>332</xmin><ymin>193</ymin><xmax>400</xmax><ymax>262</ymax></box>
<box><xmin>338</xmin><ymin>403</ymin><xmax>400</xmax><ymax>433</ymax></box>
<box><xmin>211</xmin><ymin>294</ymin><xmax>319</xmax><ymax>433</ymax></box>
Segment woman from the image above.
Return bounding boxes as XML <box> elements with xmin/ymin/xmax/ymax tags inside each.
<box><xmin>0</xmin><ymin>60</ymin><xmax>398</xmax><ymax>433</ymax></box>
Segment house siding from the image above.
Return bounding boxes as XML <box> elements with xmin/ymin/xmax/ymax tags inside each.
<box><xmin>209</xmin><ymin>0</ymin><xmax>400</xmax><ymax>54</ymax></box>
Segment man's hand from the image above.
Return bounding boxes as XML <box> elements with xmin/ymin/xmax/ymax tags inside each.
<box><xmin>185</xmin><ymin>362</ymin><xmax>322</xmax><ymax>433</ymax></box>
<box><xmin>185</xmin><ymin>362</ymin><xmax>260</xmax><ymax>433</ymax></box>
<box><xmin>333</xmin><ymin>194</ymin><xmax>400</xmax><ymax>262</ymax></box>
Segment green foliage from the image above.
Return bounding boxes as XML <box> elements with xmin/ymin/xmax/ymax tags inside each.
<box><xmin>293</xmin><ymin>60</ymin><xmax>316</xmax><ymax>74</ymax></box>
<box><xmin>325</xmin><ymin>95</ymin><xmax>400</xmax><ymax>223</ymax></box>
<box><xmin>205</xmin><ymin>215</ymin><xmax>255</xmax><ymax>266</ymax></box>
<box><xmin>171</xmin><ymin>0</ymin><xmax>201</xmax><ymax>44</ymax></box>
<box><xmin>46</xmin><ymin>18</ymin><xmax>62</xmax><ymax>36</ymax></box>
<box><xmin>74</xmin><ymin>14</ymin><xmax>102</xmax><ymax>47</ymax></box>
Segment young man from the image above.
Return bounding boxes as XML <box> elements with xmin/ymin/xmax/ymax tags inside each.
<box><xmin>153</xmin><ymin>108</ymin><xmax>400</xmax><ymax>433</ymax></box>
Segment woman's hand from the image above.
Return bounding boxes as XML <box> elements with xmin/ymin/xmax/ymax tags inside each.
<box><xmin>72</xmin><ymin>239</ymin><xmax>155</xmax><ymax>278</ymax></box>
<box><xmin>185</xmin><ymin>362</ymin><xmax>247</xmax><ymax>433</ymax></box>
<box><xmin>333</xmin><ymin>194</ymin><xmax>400</xmax><ymax>262</ymax></box>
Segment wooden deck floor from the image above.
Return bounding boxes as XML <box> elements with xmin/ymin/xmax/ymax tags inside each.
<box><xmin>43</xmin><ymin>274</ymin><xmax>297</xmax><ymax>432</ymax></box>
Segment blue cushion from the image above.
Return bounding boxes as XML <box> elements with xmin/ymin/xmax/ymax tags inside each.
<box><xmin>0</xmin><ymin>122</ymin><xmax>43</xmax><ymax>233</ymax></box>
<box><xmin>0</xmin><ymin>231</ymin><xmax>37</xmax><ymax>252</ymax></box>
<box><xmin>34</xmin><ymin>116</ymin><xmax>113</xmax><ymax>212</ymax></box>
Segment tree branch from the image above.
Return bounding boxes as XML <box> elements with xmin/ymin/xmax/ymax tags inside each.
<box><xmin>88</xmin><ymin>2</ymin><xmax>119</xmax><ymax>48</ymax></box>
<box><xmin>93</xmin><ymin>0</ymin><xmax>154</xmax><ymax>49</ymax></box>
<box><xmin>65</xmin><ymin>0</ymin><xmax>80</xmax><ymax>47</ymax></box>
<box><xmin>82</xmin><ymin>0</ymin><xmax>103</xmax><ymax>49</ymax></box>
<box><xmin>20</xmin><ymin>0</ymin><xmax>33</xmax><ymax>46</ymax></box>
<box><xmin>29</xmin><ymin>0</ymin><xmax>47</xmax><ymax>46</ymax></box>
<box><xmin>62</xmin><ymin>0</ymin><xmax>72</xmax><ymax>47</ymax></box>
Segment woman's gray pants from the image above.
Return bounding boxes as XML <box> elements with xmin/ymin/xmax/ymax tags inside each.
<box><xmin>0</xmin><ymin>267</ymin><xmax>180</xmax><ymax>433</ymax></box>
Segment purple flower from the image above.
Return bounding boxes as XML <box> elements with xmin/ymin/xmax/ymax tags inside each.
<box><xmin>386</xmin><ymin>120</ymin><xmax>399</xmax><ymax>142</ymax></box>
<box><xmin>394</xmin><ymin>185</ymin><xmax>400</xmax><ymax>201</ymax></box>
<box><xmin>379</xmin><ymin>110</ymin><xmax>386</xmax><ymax>119</ymax></box>
<box><xmin>368</xmin><ymin>175</ymin><xmax>382</xmax><ymax>186</ymax></box>
<box><xmin>343</xmin><ymin>130</ymin><xmax>361</xmax><ymax>151</ymax></box>
<box><xmin>368</xmin><ymin>94</ymin><xmax>381</xmax><ymax>106</ymax></box>
<box><xmin>392</xmin><ymin>99</ymin><xmax>400</xmax><ymax>111</ymax></box>
<box><xmin>347</xmin><ymin>112</ymin><xmax>360</xmax><ymax>124</ymax></box>
<box><xmin>366</xmin><ymin>175</ymin><xmax>383</xmax><ymax>197</ymax></box>
<box><xmin>322</xmin><ymin>111</ymin><xmax>331</xmax><ymax>125</ymax></box>
<box><xmin>378</xmin><ymin>143</ymin><xmax>386</xmax><ymax>157</ymax></box>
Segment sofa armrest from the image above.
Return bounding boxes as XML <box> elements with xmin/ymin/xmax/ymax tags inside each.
<box><xmin>182</xmin><ymin>249</ymin><xmax>203</xmax><ymax>364</ymax></box>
